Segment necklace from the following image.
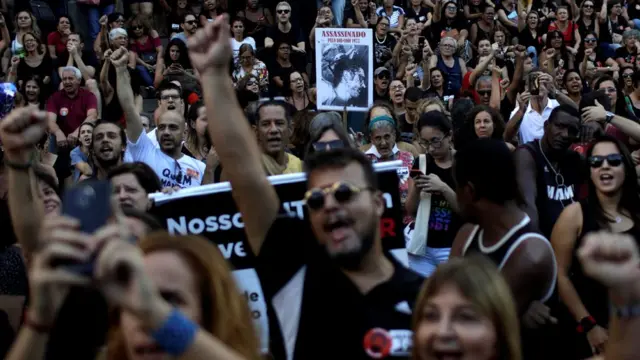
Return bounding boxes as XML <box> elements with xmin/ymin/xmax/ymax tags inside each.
<box><xmin>538</xmin><ymin>140</ymin><xmax>575</xmax><ymax>208</ymax></box>
<box><xmin>376</xmin><ymin>34</ymin><xmax>387</xmax><ymax>44</ymax></box>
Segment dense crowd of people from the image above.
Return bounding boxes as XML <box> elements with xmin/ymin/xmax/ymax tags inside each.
<box><xmin>0</xmin><ymin>0</ymin><xmax>640</xmax><ymax>359</ymax></box>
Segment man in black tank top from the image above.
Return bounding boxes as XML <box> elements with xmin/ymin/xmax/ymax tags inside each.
<box><xmin>449</xmin><ymin>139</ymin><xmax>558</xmax><ymax>359</ymax></box>
<box><xmin>514</xmin><ymin>105</ymin><xmax>585</xmax><ymax>237</ymax></box>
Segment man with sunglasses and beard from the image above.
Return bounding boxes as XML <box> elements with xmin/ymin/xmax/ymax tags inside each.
<box><xmin>265</xmin><ymin>1</ymin><xmax>306</xmax><ymax>54</ymax></box>
<box><xmin>190</xmin><ymin>17</ymin><xmax>423</xmax><ymax>360</ymax></box>
<box><xmin>171</xmin><ymin>13</ymin><xmax>199</xmax><ymax>45</ymax></box>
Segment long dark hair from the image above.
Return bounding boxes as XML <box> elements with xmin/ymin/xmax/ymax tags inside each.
<box><xmin>585</xmin><ymin>135</ymin><xmax>640</xmax><ymax>226</ymax></box>
<box><xmin>163</xmin><ymin>38</ymin><xmax>192</xmax><ymax>69</ymax></box>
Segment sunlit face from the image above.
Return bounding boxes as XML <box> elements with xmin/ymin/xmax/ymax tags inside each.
<box><xmin>419</xmin><ymin>126</ymin><xmax>451</xmax><ymax>159</ymax></box>
<box><xmin>414</xmin><ymin>284</ymin><xmax>498</xmax><ymax>360</ymax></box>
<box><xmin>474</xmin><ymin>111</ymin><xmax>494</xmax><ymax>138</ymax></box>
<box><xmin>16</xmin><ymin>12</ymin><xmax>31</xmax><ymax>29</ymax></box>
<box><xmin>79</xmin><ymin>124</ymin><xmax>93</xmax><ymax>148</ymax></box>
<box><xmin>23</xmin><ymin>34</ymin><xmax>37</xmax><ymax>52</ymax></box>
<box><xmin>121</xmin><ymin>251</ymin><xmax>202</xmax><ymax>360</ymax></box>
<box><xmin>290</xmin><ymin>72</ymin><xmax>305</xmax><ymax>93</ymax></box>
<box><xmin>527</xmin><ymin>12</ymin><xmax>538</xmax><ymax>27</ymax></box>
<box><xmin>256</xmin><ymin>105</ymin><xmax>289</xmax><ymax>157</ymax></box>
<box><xmin>39</xmin><ymin>180</ymin><xmax>61</xmax><ymax>215</ymax></box>
<box><xmin>477</xmin><ymin>40</ymin><xmax>491</xmax><ymax>56</ymax></box>
<box><xmin>111</xmin><ymin>173</ymin><xmax>150</xmax><ymax>211</ymax></box>
<box><xmin>557</xmin><ymin>8</ymin><xmax>568</xmax><ymax>21</ymax></box>
<box><xmin>232</xmin><ymin>20</ymin><xmax>244</xmax><ymax>37</ymax></box>
<box><xmin>92</xmin><ymin>123</ymin><xmax>124</xmax><ymax>165</ymax></box>
<box><xmin>590</xmin><ymin>141</ymin><xmax>626</xmax><ymax>195</ymax></box>
<box><xmin>58</xmin><ymin>17</ymin><xmax>71</xmax><ymax>32</ymax></box>
<box><xmin>370</xmin><ymin>123</ymin><xmax>396</xmax><ymax>159</ymax></box>
<box><xmin>387</xmin><ymin>81</ymin><xmax>405</xmax><ymax>105</ymax></box>
<box><xmin>565</xmin><ymin>71</ymin><xmax>583</xmax><ymax>94</ymax></box>
<box><xmin>24</xmin><ymin>80</ymin><xmax>39</xmax><ymax>101</ymax></box>
<box><xmin>156</xmin><ymin>111</ymin><xmax>185</xmax><ymax>153</ymax></box>
<box><xmin>306</xmin><ymin>162</ymin><xmax>382</xmax><ymax>269</ymax></box>
<box><xmin>598</xmin><ymin>80</ymin><xmax>618</xmax><ymax>106</ymax></box>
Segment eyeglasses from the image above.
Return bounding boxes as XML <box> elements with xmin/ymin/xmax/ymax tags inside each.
<box><xmin>161</xmin><ymin>94</ymin><xmax>180</xmax><ymax>101</ymax></box>
<box><xmin>304</xmin><ymin>181</ymin><xmax>373</xmax><ymax>211</ymax></box>
<box><xmin>585</xmin><ymin>38</ymin><xmax>597</xmax><ymax>43</ymax></box>
<box><xmin>312</xmin><ymin>140</ymin><xmax>345</xmax><ymax>152</ymax></box>
<box><xmin>185</xmin><ymin>20</ymin><xmax>197</xmax><ymax>25</ymax></box>
<box><xmin>390</xmin><ymin>84</ymin><xmax>405</xmax><ymax>91</ymax></box>
<box><xmin>588</xmin><ymin>153</ymin><xmax>623</xmax><ymax>168</ymax></box>
<box><xmin>420</xmin><ymin>136</ymin><xmax>445</xmax><ymax>149</ymax></box>
<box><xmin>277</xmin><ymin>9</ymin><xmax>290</xmax><ymax>14</ymax></box>
<box><xmin>291</xmin><ymin>78</ymin><xmax>304</xmax><ymax>83</ymax></box>
<box><xmin>601</xmin><ymin>87</ymin><xmax>617</xmax><ymax>94</ymax></box>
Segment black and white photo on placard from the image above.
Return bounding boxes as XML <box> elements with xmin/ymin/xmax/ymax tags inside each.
<box><xmin>315</xmin><ymin>28</ymin><xmax>373</xmax><ymax>112</ymax></box>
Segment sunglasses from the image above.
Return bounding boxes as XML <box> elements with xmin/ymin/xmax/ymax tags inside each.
<box><xmin>133</xmin><ymin>25</ymin><xmax>143</xmax><ymax>30</ymax></box>
<box><xmin>623</xmin><ymin>73</ymin><xmax>633</xmax><ymax>78</ymax></box>
<box><xmin>247</xmin><ymin>80</ymin><xmax>258</xmax><ymax>86</ymax></box>
<box><xmin>304</xmin><ymin>181</ymin><xmax>373</xmax><ymax>211</ymax></box>
<box><xmin>312</xmin><ymin>140</ymin><xmax>345</xmax><ymax>152</ymax></box>
<box><xmin>583</xmin><ymin>4</ymin><xmax>594</xmax><ymax>8</ymax></box>
<box><xmin>377</xmin><ymin>73</ymin><xmax>390</xmax><ymax>79</ymax></box>
<box><xmin>477</xmin><ymin>90</ymin><xmax>491</xmax><ymax>96</ymax></box>
<box><xmin>589</xmin><ymin>154</ymin><xmax>623</xmax><ymax>168</ymax></box>
<box><xmin>277</xmin><ymin>9</ymin><xmax>291</xmax><ymax>14</ymax></box>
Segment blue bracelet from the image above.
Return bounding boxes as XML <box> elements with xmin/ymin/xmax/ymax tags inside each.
<box><xmin>150</xmin><ymin>308</ymin><xmax>198</xmax><ymax>356</ymax></box>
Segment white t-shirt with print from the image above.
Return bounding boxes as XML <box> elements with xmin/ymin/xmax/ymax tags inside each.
<box><xmin>126</xmin><ymin>129</ymin><xmax>205</xmax><ymax>188</ymax></box>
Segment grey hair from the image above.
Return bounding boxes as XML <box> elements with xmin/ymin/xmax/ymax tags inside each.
<box><xmin>622</xmin><ymin>29</ymin><xmax>640</xmax><ymax>43</ymax></box>
<box><xmin>370</xmin><ymin>118</ymin><xmax>395</xmax><ymax>132</ymax></box>
<box><xmin>109</xmin><ymin>27</ymin><xmax>128</xmax><ymax>40</ymax></box>
<box><xmin>61</xmin><ymin>66</ymin><xmax>82</xmax><ymax>79</ymax></box>
<box><xmin>441</xmin><ymin>36</ymin><xmax>457</xmax><ymax>50</ymax></box>
<box><xmin>309</xmin><ymin>112</ymin><xmax>342</xmax><ymax>136</ymax></box>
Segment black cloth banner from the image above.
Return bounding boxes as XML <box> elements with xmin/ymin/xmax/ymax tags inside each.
<box><xmin>148</xmin><ymin>161</ymin><xmax>406</xmax><ymax>353</ymax></box>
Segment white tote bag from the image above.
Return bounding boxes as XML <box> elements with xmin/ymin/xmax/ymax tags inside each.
<box><xmin>407</xmin><ymin>154</ymin><xmax>432</xmax><ymax>255</ymax></box>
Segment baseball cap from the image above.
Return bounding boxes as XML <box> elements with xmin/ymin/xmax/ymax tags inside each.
<box><xmin>374</xmin><ymin>67</ymin><xmax>390</xmax><ymax>77</ymax></box>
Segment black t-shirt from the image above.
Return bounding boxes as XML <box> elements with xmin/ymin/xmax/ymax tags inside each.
<box><xmin>614</xmin><ymin>46</ymin><xmax>636</xmax><ymax>64</ymax></box>
<box><xmin>266</xmin><ymin>25</ymin><xmax>305</xmax><ymax>48</ymax></box>
<box><xmin>600</xmin><ymin>16</ymin><xmax>628</xmax><ymax>44</ymax></box>
<box><xmin>397</xmin><ymin>113</ymin><xmax>417</xmax><ymax>143</ymax></box>
<box><xmin>411</xmin><ymin>156</ymin><xmax>462</xmax><ymax>248</ymax></box>
<box><xmin>427</xmin><ymin>17</ymin><xmax>469</xmax><ymax>48</ymax></box>
<box><xmin>269</xmin><ymin>62</ymin><xmax>305</xmax><ymax>96</ymax></box>
<box><xmin>404</xmin><ymin>6</ymin><xmax>430</xmax><ymax>25</ymax></box>
<box><xmin>344</xmin><ymin>8</ymin><xmax>373</xmax><ymax>27</ymax></box>
<box><xmin>518</xmin><ymin>28</ymin><xmax>544</xmax><ymax>54</ymax></box>
<box><xmin>373</xmin><ymin>34</ymin><xmax>397</xmax><ymax>69</ymax></box>
<box><xmin>257</xmin><ymin>216</ymin><xmax>423</xmax><ymax>360</ymax></box>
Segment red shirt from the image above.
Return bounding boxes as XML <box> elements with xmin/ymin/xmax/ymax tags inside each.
<box><xmin>548</xmin><ymin>22</ymin><xmax>578</xmax><ymax>47</ymax></box>
<box><xmin>47</xmin><ymin>31</ymin><xmax>67</xmax><ymax>57</ymax></box>
<box><xmin>129</xmin><ymin>35</ymin><xmax>161</xmax><ymax>54</ymax></box>
<box><xmin>46</xmin><ymin>88</ymin><xmax>97</xmax><ymax>135</ymax></box>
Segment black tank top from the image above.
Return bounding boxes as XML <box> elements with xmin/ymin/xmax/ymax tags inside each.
<box><xmin>569</xmin><ymin>199</ymin><xmax>640</xmax><ymax>327</ymax></box>
<box><xmin>522</xmin><ymin>140</ymin><xmax>584</xmax><ymax>237</ymax></box>
<box><xmin>462</xmin><ymin>214</ymin><xmax>557</xmax><ymax>303</ymax></box>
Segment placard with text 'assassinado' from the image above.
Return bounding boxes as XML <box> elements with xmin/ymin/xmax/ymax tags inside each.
<box><xmin>149</xmin><ymin>161</ymin><xmax>407</xmax><ymax>354</ymax></box>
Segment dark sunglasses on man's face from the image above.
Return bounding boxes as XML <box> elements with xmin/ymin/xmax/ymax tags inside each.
<box><xmin>133</xmin><ymin>25</ymin><xmax>143</xmax><ymax>30</ymax></box>
<box><xmin>277</xmin><ymin>9</ymin><xmax>290</xmax><ymax>14</ymax></box>
<box><xmin>477</xmin><ymin>90</ymin><xmax>491</xmax><ymax>96</ymax></box>
<box><xmin>304</xmin><ymin>181</ymin><xmax>373</xmax><ymax>211</ymax></box>
<box><xmin>377</xmin><ymin>73</ymin><xmax>390</xmax><ymax>80</ymax></box>
<box><xmin>623</xmin><ymin>73</ymin><xmax>633</xmax><ymax>78</ymax></box>
<box><xmin>588</xmin><ymin>153</ymin><xmax>624</xmax><ymax>168</ymax></box>
<box><xmin>312</xmin><ymin>139</ymin><xmax>344</xmax><ymax>152</ymax></box>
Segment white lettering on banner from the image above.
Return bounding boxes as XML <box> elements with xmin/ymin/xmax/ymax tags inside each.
<box><xmin>166</xmin><ymin>214</ymin><xmax>245</xmax><ymax>234</ymax></box>
<box><xmin>389</xmin><ymin>330</ymin><xmax>413</xmax><ymax>356</ymax></box>
<box><xmin>546</xmin><ymin>185</ymin><xmax>574</xmax><ymax>201</ymax></box>
<box><xmin>218</xmin><ymin>241</ymin><xmax>247</xmax><ymax>259</ymax></box>
<box><xmin>232</xmin><ymin>268</ymin><xmax>270</xmax><ymax>353</ymax></box>
<box><xmin>282</xmin><ymin>200</ymin><xmax>305</xmax><ymax>219</ymax></box>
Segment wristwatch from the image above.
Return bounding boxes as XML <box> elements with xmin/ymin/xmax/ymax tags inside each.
<box><xmin>605</xmin><ymin>111</ymin><xmax>615</xmax><ymax>124</ymax></box>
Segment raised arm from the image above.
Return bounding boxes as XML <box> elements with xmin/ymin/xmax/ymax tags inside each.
<box><xmin>188</xmin><ymin>16</ymin><xmax>279</xmax><ymax>255</ymax></box>
<box><xmin>111</xmin><ymin>47</ymin><xmax>144</xmax><ymax>142</ymax></box>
